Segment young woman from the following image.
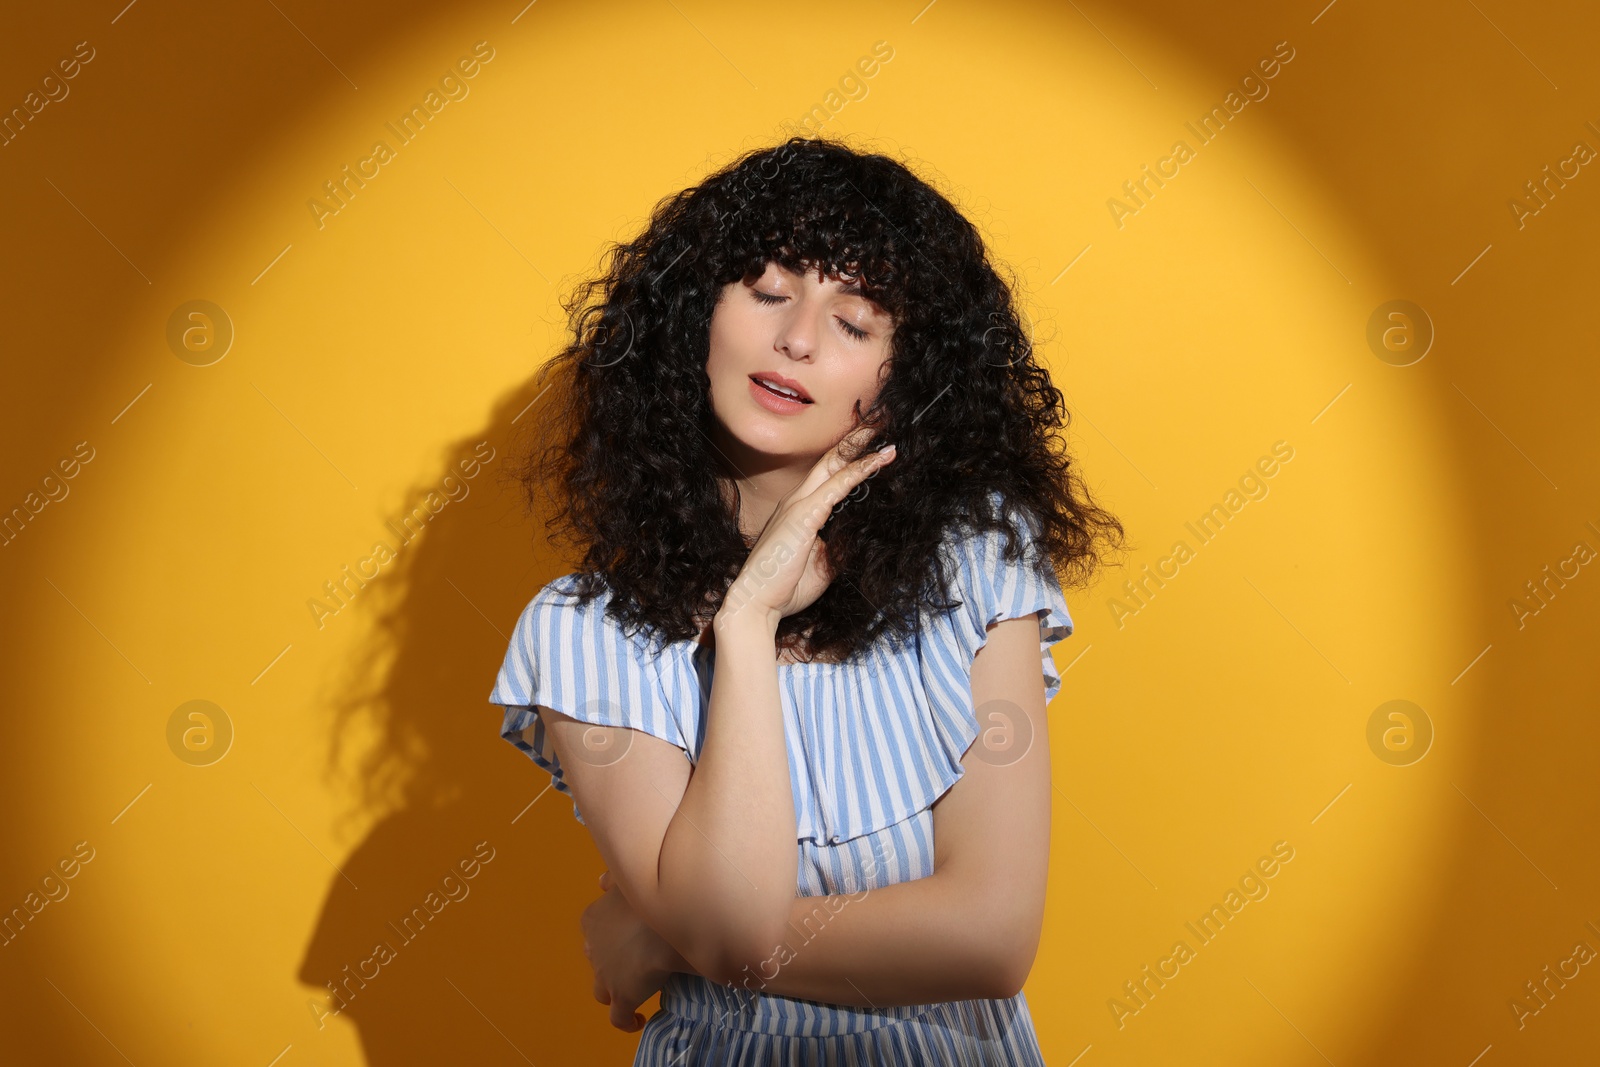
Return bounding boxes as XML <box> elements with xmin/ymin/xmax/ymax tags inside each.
<box><xmin>490</xmin><ymin>135</ymin><xmax>1123</xmax><ymax>1064</ymax></box>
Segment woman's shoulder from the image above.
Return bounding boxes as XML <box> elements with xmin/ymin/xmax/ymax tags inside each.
<box><xmin>491</xmin><ymin>568</ymin><xmax>681</xmax><ymax>731</ymax></box>
<box><xmin>924</xmin><ymin>489</ymin><xmax>1074</xmax><ymax>657</ymax></box>
<box><xmin>511</xmin><ymin>571</ymin><xmax>617</xmax><ymax>632</ymax></box>
<box><xmin>932</xmin><ymin>491</ymin><xmax>1055</xmax><ymax>591</ymax></box>
<box><xmin>528</xmin><ymin>569</ymin><xmax>599</xmax><ymax>607</ymax></box>
<box><xmin>496</xmin><ymin>572</ymin><xmax>635</xmax><ymax>687</ymax></box>
<box><xmin>516</xmin><ymin>570</ymin><xmax>716</xmax><ymax>672</ymax></box>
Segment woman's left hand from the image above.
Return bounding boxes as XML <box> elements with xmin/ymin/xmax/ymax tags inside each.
<box><xmin>580</xmin><ymin>869</ymin><xmax>692</xmax><ymax>1032</ymax></box>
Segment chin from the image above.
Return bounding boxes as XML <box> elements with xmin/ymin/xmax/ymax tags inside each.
<box><xmin>741</xmin><ymin>430</ymin><xmax>810</xmax><ymax>458</ymax></box>
<box><xmin>721</xmin><ymin>418</ymin><xmax>809</xmax><ymax>458</ymax></box>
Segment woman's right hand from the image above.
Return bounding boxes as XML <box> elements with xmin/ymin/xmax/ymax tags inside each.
<box><xmin>719</xmin><ymin>426</ymin><xmax>896</xmax><ymax>629</ymax></box>
<box><xmin>582</xmin><ymin>870</ymin><xmax>686</xmax><ymax>1032</ymax></box>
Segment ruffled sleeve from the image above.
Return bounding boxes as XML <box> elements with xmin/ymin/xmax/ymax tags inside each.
<box><xmin>487</xmin><ymin>574</ymin><xmax>692</xmax><ymax>826</ymax></box>
<box><xmin>796</xmin><ymin>497</ymin><xmax>1078</xmax><ymax>847</ymax></box>
<box><xmin>942</xmin><ymin>502</ymin><xmax>1076</xmax><ymax>703</ymax></box>
<box><xmin>911</xmin><ymin>498</ymin><xmax>1076</xmax><ymax>793</ymax></box>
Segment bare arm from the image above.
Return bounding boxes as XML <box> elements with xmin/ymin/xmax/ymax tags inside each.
<box><xmin>659</xmin><ymin>609</ymin><xmax>798</xmax><ymax>961</ymax></box>
<box><xmin>691</xmin><ymin>613</ymin><xmax>1055</xmax><ymax>1006</ymax></box>
<box><xmin>540</xmin><ymin>608</ymin><xmax>793</xmax><ymax>983</ymax></box>
<box><xmin>542</xmin><ymin>436</ymin><xmax>892</xmax><ymax>985</ymax></box>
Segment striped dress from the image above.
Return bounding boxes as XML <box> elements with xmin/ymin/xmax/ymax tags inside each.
<box><xmin>488</xmin><ymin>499</ymin><xmax>1075</xmax><ymax>1065</ymax></box>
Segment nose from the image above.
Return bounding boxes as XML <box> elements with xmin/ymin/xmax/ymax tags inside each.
<box><xmin>776</xmin><ymin>299</ymin><xmax>818</xmax><ymax>362</ymax></box>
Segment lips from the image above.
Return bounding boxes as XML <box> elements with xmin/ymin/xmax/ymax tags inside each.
<box><xmin>749</xmin><ymin>373</ymin><xmax>813</xmax><ymax>403</ymax></box>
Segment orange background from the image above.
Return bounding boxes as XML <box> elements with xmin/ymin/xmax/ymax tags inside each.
<box><xmin>2</xmin><ymin>1</ymin><xmax>1596</xmax><ymax>1063</ymax></box>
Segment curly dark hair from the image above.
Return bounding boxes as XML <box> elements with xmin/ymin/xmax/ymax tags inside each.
<box><xmin>505</xmin><ymin>134</ymin><xmax>1125</xmax><ymax>664</ymax></box>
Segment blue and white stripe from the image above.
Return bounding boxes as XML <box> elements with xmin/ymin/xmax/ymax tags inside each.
<box><xmin>489</xmin><ymin>498</ymin><xmax>1074</xmax><ymax>1062</ymax></box>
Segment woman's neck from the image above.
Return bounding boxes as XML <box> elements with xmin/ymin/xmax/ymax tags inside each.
<box><xmin>709</xmin><ymin>439</ymin><xmax>819</xmax><ymax>540</ymax></box>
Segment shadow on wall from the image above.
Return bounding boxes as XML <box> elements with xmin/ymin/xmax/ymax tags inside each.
<box><xmin>295</xmin><ymin>376</ymin><xmax>647</xmax><ymax>1065</ymax></box>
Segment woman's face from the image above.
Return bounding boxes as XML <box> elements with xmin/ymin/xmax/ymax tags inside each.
<box><xmin>706</xmin><ymin>259</ymin><xmax>895</xmax><ymax>464</ymax></box>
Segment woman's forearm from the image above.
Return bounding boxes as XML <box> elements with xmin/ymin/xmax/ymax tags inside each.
<box><xmin>654</xmin><ymin>609</ymin><xmax>798</xmax><ymax>978</ymax></box>
<box><xmin>676</xmin><ymin>869</ymin><xmax>1025</xmax><ymax>1008</ymax></box>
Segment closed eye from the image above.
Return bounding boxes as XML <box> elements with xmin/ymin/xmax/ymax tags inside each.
<box><xmin>750</xmin><ymin>290</ymin><xmax>871</xmax><ymax>341</ymax></box>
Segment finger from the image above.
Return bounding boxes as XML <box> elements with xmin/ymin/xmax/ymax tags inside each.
<box><xmin>792</xmin><ymin>444</ymin><xmax>895</xmax><ymax>526</ymax></box>
<box><xmin>828</xmin><ymin>423</ymin><xmax>877</xmax><ymax>464</ymax></box>
<box><xmin>795</xmin><ymin>436</ymin><xmax>893</xmax><ymax>510</ymax></box>
<box><xmin>598</xmin><ymin>870</ymin><xmax>610</xmax><ymax>891</ymax></box>
<box><xmin>791</xmin><ymin>424</ymin><xmax>879</xmax><ymax>499</ymax></box>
